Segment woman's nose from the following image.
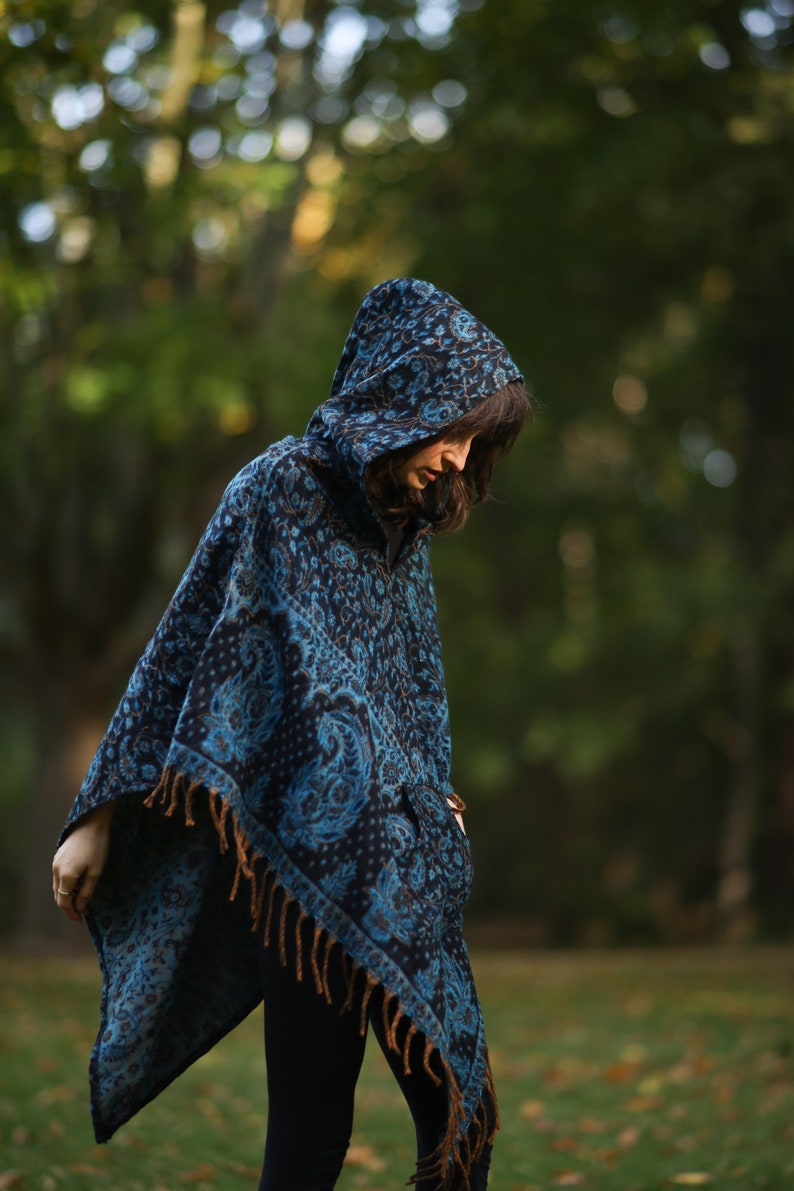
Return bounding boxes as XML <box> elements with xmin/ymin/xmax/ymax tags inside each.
<box><xmin>442</xmin><ymin>439</ymin><xmax>472</xmax><ymax>472</ymax></box>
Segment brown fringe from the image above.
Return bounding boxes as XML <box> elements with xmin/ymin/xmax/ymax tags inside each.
<box><xmin>294</xmin><ymin>909</ymin><xmax>308</xmax><ymax>983</ymax></box>
<box><xmin>144</xmin><ymin>771</ymin><xmax>200</xmax><ymax>827</ymax></box>
<box><xmin>389</xmin><ymin>1003</ymin><xmax>405</xmax><ymax>1052</ymax></box>
<box><xmin>251</xmin><ymin>867</ymin><xmax>271</xmax><ymax>934</ymax></box>
<box><xmin>208</xmin><ymin>791</ymin><xmax>230</xmax><ymax>851</ymax></box>
<box><xmin>381</xmin><ymin>989</ymin><xmax>394</xmax><ymax>1044</ymax></box>
<box><xmin>277</xmin><ymin>888</ymin><xmax>292</xmax><ymax>967</ymax></box>
<box><xmin>358</xmin><ymin>975</ymin><xmax>376</xmax><ymax>1035</ymax></box>
<box><xmin>403</xmin><ymin>1023</ymin><xmax>418</xmax><ymax>1075</ymax></box>
<box><xmin>143</xmin><ymin>766</ymin><xmax>499</xmax><ymax>1190</ymax></box>
<box><xmin>310</xmin><ymin>923</ymin><xmax>322</xmax><ymax>994</ymax></box>
<box><xmin>249</xmin><ymin>863</ymin><xmax>261</xmax><ymax>922</ymax></box>
<box><xmin>422</xmin><ymin>1036</ymin><xmax>444</xmax><ymax>1087</ymax></box>
<box><xmin>263</xmin><ymin>875</ymin><xmax>279</xmax><ymax>947</ymax></box>
<box><xmin>339</xmin><ymin>958</ymin><xmax>361</xmax><ymax>1016</ymax></box>
<box><xmin>320</xmin><ymin>932</ymin><xmax>335</xmax><ymax>1004</ymax></box>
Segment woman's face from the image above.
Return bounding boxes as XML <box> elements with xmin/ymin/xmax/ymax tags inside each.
<box><xmin>392</xmin><ymin>434</ymin><xmax>477</xmax><ymax>491</ymax></box>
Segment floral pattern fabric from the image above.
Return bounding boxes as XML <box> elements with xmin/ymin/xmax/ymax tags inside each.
<box><xmin>60</xmin><ymin>278</ymin><xmax>522</xmax><ymax>1179</ymax></box>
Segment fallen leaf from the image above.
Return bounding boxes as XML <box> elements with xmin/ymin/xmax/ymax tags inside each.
<box><xmin>625</xmin><ymin>1095</ymin><xmax>662</xmax><ymax>1112</ymax></box>
<box><xmin>625</xmin><ymin>995</ymin><xmax>653</xmax><ymax>1016</ymax></box>
<box><xmin>542</xmin><ymin>1066</ymin><xmax>566</xmax><ymax>1087</ymax></box>
<box><xmin>532</xmin><ymin>1118</ymin><xmax>558</xmax><ymax>1134</ymax></box>
<box><xmin>69</xmin><ymin>1166</ymin><xmax>104</xmax><ymax>1176</ymax></box>
<box><xmin>602</xmin><ymin>1061</ymin><xmax>639</xmax><ymax>1084</ymax></box>
<box><xmin>35</xmin><ymin>1085</ymin><xmax>75</xmax><ymax>1106</ymax></box>
<box><xmin>616</xmin><ymin>1125</ymin><xmax>640</xmax><ymax>1146</ymax></box>
<box><xmin>551</xmin><ymin>1172</ymin><xmax>584</xmax><ymax>1186</ymax></box>
<box><xmin>519</xmin><ymin>1099</ymin><xmax>546</xmax><ymax>1121</ymax></box>
<box><xmin>196</xmin><ymin>1097</ymin><xmax>223</xmax><ymax>1125</ymax></box>
<box><xmin>670</xmin><ymin>1175</ymin><xmax>712</xmax><ymax>1186</ymax></box>
<box><xmin>179</xmin><ymin>1164</ymin><xmax>216</xmax><ymax>1183</ymax></box>
<box><xmin>550</xmin><ymin>1137</ymin><xmax>579</xmax><ymax>1153</ymax></box>
<box><xmin>0</xmin><ymin>1174</ymin><xmax>23</xmax><ymax>1190</ymax></box>
<box><xmin>577</xmin><ymin>1117</ymin><xmax>608</xmax><ymax>1134</ymax></box>
<box><xmin>344</xmin><ymin>1145</ymin><xmax>386</xmax><ymax>1172</ymax></box>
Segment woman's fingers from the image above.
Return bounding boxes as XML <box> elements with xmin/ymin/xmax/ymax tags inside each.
<box><xmin>446</xmin><ymin>796</ymin><xmax>466</xmax><ymax>835</ymax></box>
<box><xmin>52</xmin><ymin>806</ymin><xmax>114</xmax><ymax>924</ymax></box>
<box><xmin>54</xmin><ymin>866</ymin><xmax>100</xmax><ymax>922</ymax></box>
<box><xmin>73</xmin><ymin>868</ymin><xmax>101</xmax><ymax>917</ymax></box>
<box><xmin>53</xmin><ymin>875</ymin><xmax>85</xmax><ymax>923</ymax></box>
<box><xmin>52</xmin><ymin>847</ymin><xmax>89</xmax><ymax>924</ymax></box>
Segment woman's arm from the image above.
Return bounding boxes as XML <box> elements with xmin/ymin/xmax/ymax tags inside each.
<box><xmin>52</xmin><ymin>802</ymin><xmax>115</xmax><ymax>924</ymax></box>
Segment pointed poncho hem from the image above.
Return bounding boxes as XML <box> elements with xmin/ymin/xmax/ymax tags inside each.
<box><xmin>133</xmin><ymin>767</ymin><xmax>500</xmax><ymax>1190</ymax></box>
<box><xmin>87</xmin><ymin>930</ymin><xmax>262</xmax><ymax>1146</ymax></box>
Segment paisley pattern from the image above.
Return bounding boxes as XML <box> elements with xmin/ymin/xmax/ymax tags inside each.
<box><xmin>308</xmin><ymin>278</ymin><xmax>519</xmax><ymax>481</ymax></box>
<box><xmin>59</xmin><ymin>278</ymin><xmax>523</xmax><ymax>1180</ymax></box>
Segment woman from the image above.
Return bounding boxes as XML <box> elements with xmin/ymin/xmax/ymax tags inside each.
<box><xmin>53</xmin><ymin>277</ymin><xmax>530</xmax><ymax>1190</ymax></box>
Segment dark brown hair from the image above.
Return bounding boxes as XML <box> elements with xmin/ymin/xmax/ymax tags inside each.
<box><xmin>365</xmin><ymin>379</ymin><xmax>532</xmax><ymax>534</ymax></box>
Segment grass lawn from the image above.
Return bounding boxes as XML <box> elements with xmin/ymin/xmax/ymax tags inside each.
<box><xmin>1</xmin><ymin>946</ymin><xmax>793</xmax><ymax>1190</ymax></box>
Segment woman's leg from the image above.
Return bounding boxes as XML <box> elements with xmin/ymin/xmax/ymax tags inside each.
<box><xmin>369</xmin><ymin>997</ymin><xmax>492</xmax><ymax>1191</ymax></box>
<box><xmin>257</xmin><ymin>896</ymin><xmax>367</xmax><ymax>1191</ymax></box>
<box><xmin>256</xmin><ymin>890</ymin><xmax>490</xmax><ymax>1191</ymax></box>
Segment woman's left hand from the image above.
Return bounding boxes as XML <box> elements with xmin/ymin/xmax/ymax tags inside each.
<box><xmin>447</xmin><ymin>797</ymin><xmax>466</xmax><ymax>835</ymax></box>
<box><xmin>52</xmin><ymin>802</ymin><xmax>115</xmax><ymax>923</ymax></box>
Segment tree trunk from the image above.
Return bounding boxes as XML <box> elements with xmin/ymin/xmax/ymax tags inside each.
<box><xmin>715</xmin><ymin>628</ymin><xmax>762</xmax><ymax>941</ymax></box>
<box><xmin>19</xmin><ymin>687</ymin><xmax>104</xmax><ymax>949</ymax></box>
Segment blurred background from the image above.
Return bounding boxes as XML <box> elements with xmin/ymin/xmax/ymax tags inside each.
<box><xmin>1</xmin><ymin>0</ymin><xmax>793</xmax><ymax>951</ymax></box>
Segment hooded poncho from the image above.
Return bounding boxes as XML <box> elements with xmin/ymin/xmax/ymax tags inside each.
<box><xmin>60</xmin><ymin>277</ymin><xmax>523</xmax><ymax>1185</ymax></box>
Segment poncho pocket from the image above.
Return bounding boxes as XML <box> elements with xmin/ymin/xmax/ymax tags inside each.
<box><xmin>401</xmin><ymin>784</ymin><xmax>474</xmax><ymax>929</ymax></box>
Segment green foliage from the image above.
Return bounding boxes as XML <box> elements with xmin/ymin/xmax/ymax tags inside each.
<box><xmin>368</xmin><ymin>0</ymin><xmax>794</xmax><ymax>940</ymax></box>
<box><xmin>0</xmin><ymin>0</ymin><xmax>476</xmax><ymax>937</ymax></box>
<box><xmin>2</xmin><ymin>0</ymin><xmax>793</xmax><ymax>940</ymax></box>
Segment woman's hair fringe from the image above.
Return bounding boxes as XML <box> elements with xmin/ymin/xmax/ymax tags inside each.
<box><xmin>365</xmin><ymin>379</ymin><xmax>533</xmax><ymax>535</ymax></box>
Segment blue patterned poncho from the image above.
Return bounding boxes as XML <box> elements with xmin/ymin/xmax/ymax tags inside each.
<box><xmin>60</xmin><ymin>277</ymin><xmax>523</xmax><ymax>1185</ymax></box>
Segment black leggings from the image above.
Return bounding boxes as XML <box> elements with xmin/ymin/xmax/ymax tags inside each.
<box><xmin>257</xmin><ymin>897</ymin><xmax>491</xmax><ymax>1191</ymax></box>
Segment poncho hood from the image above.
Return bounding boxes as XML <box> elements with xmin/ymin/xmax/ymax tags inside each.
<box><xmin>60</xmin><ymin>278</ymin><xmax>522</xmax><ymax>1189</ymax></box>
<box><xmin>306</xmin><ymin>277</ymin><xmax>522</xmax><ymax>482</ymax></box>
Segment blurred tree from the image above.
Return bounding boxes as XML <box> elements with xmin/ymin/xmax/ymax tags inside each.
<box><xmin>3</xmin><ymin>0</ymin><xmax>793</xmax><ymax>946</ymax></box>
<box><xmin>0</xmin><ymin>0</ymin><xmax>472</xmax><ymax>939</ymax></box>
<box><xmin>318</xmin><ymin>0</ymin><xmax>794</xmax><ymax>941</ymax></box>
